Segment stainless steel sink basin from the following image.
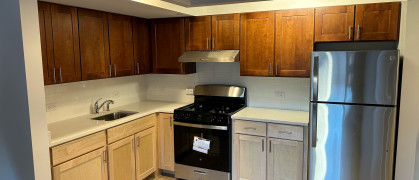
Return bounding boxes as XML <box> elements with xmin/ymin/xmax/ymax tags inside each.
<box><xmin>92</xmin><ymin>111</ymin><xmax>138</xmax><ymax>121</ymax></box>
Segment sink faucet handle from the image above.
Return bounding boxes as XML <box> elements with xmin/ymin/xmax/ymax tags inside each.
<box><xmin>94</xmin><ymin>98</ymin><xmax>103</xmax><ymax>114</ymax></box>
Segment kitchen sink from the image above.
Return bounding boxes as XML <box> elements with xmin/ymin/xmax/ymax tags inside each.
<box><xmin>92</xmin><ymin>111</ymin><xmax>138</xmax><ymax>121</ymax></box>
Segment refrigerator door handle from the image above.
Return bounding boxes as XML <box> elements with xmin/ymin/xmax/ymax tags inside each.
<box><xmin>311</xmin><ymin>103</ymin><xmax>317</xmax><ymax>147</ymax></box>
<box><xmin>312</xmin><ymin>56</ymin><xmax>319</xmax><ymax>101</ymax></box>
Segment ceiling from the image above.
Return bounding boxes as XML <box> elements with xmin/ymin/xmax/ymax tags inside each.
<box><xmin>41</xmin><ymin>0</ymin><xmax>404</xmax><ymax>19</ymax></box>
<box><xmin>162</xmin><ymin>0</ymin><xmax>270</xmax><ymax>7</ymax></box>
<box><xmin>40</xmin><ymin>0</ymin><xmax>190</xmax><ymax>18</ymax></box>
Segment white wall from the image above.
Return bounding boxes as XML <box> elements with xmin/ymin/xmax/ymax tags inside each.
<box><xmin>146</xmin><ymin>63</ymin><xmax>310</xmax><ymax>111</ymax></box>
<box><xmin>0</xmin><ymin>0</ymin><xmax>51</xmax><ymax>179</ymax></box>
<box><xmin>45</xmin><ymin>75</ymin><xmax>147</xmax><ymax>123</ymax></box>
<box><xmin>395</xmin><ymin>0</ymin><xmax>419</xmax><ymax>179</ymax></box>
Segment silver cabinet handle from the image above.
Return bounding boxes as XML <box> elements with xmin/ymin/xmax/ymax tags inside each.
<box><xmin>137</xmin><ymin>137</ymin><xmax>140</xmax><ymax>148</ymax></box>
<box><xmin>53</xmin><ymin>68</ymin><xmax>56</xmax><ymax>83</ymax></box>
<box><xmin>311</xmin><ymin>103</ymin><xmax>318</xmax><ymax>147</ymax></box>
<box><xmin>275</xmin><ymin>64</ymin><xmax>278</xmax><ymax>76</ymax></box>
<box><xmin>278</xmin><ymin>131</ymin><xmax>292</xmax><ymax>134</ymax></box>
<box><xmin>170</xmin><ymin>116</ymin><xmax>172</xmax><ymax>128</ymax></box>
<box><xmin>356</xmin><ymin>25</ymin><xmax>360</xmax><ymax>40</ymax></box>
<box><xmin>206</xmin><ymin>38</ymin><xmax>209</xmax><ymax>50</ymax></box>
<box><xmin>103</xmin><ymin>150</ymin><xmax>107</xmax><ymax>162</ymax></box>
<box><xmin>59</xmin><ymin>67</ymin><xmax>62</xmax><ymax>83</ymax></box>
<box><xmin>212</xmin><ymin>38</ymin><xmax>215</xmax><ymax>49</ymax></box>
<box><xmin>132</xmin><ymin>138</ymin><xmax>135</xmax><ymax>151</ymax></box>
<box><xmin>114</xmin><ymin>64</ymin><xmax>116</xmax><ymax>77</ymax></box>
<box><xmin>137</xmin><ymin>62</ymin><xmax>140</xmax><ymax>74</ymax></box>
<box><xmin>244</xmin><ymin>127</ymin><xmax>256</xmax><ymax>131</ymax></box>
<box><xmin>349</xmin><ymin>26</ymin><xmax>352</xmax><ymax>40</ymax></box>
<box><xmin>312</xmin><ymin>56</ymin><xmax>319</xmax><ymax>101</ymax></box>
<box><xmin>269</xmin><ymin>63</ymin><xmax>272</xmax><ymax>75</ymax></box>
<box><xmin>262</xmin><ymin>139</ymin><xmax>264</xmax><ymax>152</ymax></box>
<box><xmin>109</xmin><ymin>65</ymin><xmax>112</xmax><ymax>77</ymax></box>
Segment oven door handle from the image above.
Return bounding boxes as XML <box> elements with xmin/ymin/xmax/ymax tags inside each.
<box><xmin>173</xmin><ymin>122</ymin><xmax>228</xmax><ymax>131</ymax></box>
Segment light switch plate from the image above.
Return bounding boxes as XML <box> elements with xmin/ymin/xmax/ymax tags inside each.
<box><xmin>274</xmin><ymin>91</ymin><xmax>286</xmax><ymax>100</ymax></box>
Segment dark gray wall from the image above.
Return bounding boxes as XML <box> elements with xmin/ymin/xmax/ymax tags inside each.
<box><xmin>0</xmin><ymin>0</ymin><xmax>35</xmax><ymax>179</ymax></box>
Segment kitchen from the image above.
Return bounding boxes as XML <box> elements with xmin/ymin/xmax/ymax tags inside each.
<box><xmin>0</xmin><ymin>0</ymin><xmax>418</xmax><ymax>180</ymax></box>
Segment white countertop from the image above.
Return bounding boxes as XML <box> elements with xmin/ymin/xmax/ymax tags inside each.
<box><xmin>232</xmin><ymin>107</ymin><xmax>309</xmax><ymax>126</ymax></box>
<box><xmin>48</xmin><ymin>100</ymin><xmax>190</xmax><ymax>147</ymax></box>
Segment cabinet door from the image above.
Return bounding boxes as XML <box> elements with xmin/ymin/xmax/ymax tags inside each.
<box><xmin>52</xmin><ymin>147</ymin><xmax>108</xmax><ymax>180</ymax></box>
<box><xmin>185</xmin><ymin>16</ymin><xmax>212</xmax><ymax>50</ymax></box>
<box><xmin>78</xmin><ymin>8</ymin><xmax>110</xmax><ymax>80</ymax></box>
<box><xmin>267</xmin><ymin>138</ymin><xmax>303</xmax><ymax>180</ymax></box>
<box><xmin>108</xmin><ymin>136</ymin><xmax>136</xmax><ymax>180</ymax></box>
<box><xmin>355</xmin><ymin>2</ymin><xmax>400</xmax><ymax>41</ymax></box>
<box><xmin>315</xmin><ymin>5</ymin><xmax>355</xmax><ymax>42</ymax></box>
<box><xmin>240</xmin><ymin>11</ymin><xmax>274</xmax><ymax>76</ymax></box>
<box><xmin>151</xmin><ymin>18</ymin><xmax>195</xmax><ymax>74</ymax></box>
<box><xmin>38</xmin><ymin>2</ymin><xmax>55</xmax><ymax>85</ymax></box>
<box><xmin>211</xmin><ymin>14</ymin><xmax>240</xmax><ymax>50</ymax></box>
<box><xmin>50</xmin><ymin>4</ymin><xmax>81</xmax><ymax>83</ymax></box>
<box><xmin>108</xmin><ymin>13</ymin><xmax>135</xmax><ymax>77</ymax></box>
<box><xmin>158</xmin><ymin>113</ymin><xmax>174</xmax><ymax>171</ymax></box>
<box><xmin>133</xmin><ymin>18</ymin><xmax>152</xmax><ymax>75</ymax></box>
<box><xmin>135</xmin><ymin>127</ymin><xmax>157</xmax><ymax>179</ymax></box>
<box><xmin>234</xmin><ymin>134</ymin><xmax>266</xmax><ymax>180</ymax></box>
<box><xmin>275</xmin><ymin>9</ymin><xmax>314</xmax><ymax>77</ymax></box>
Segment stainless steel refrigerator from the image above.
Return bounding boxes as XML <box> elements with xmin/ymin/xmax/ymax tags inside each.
<box><xmin>309</xmin><ymin>50</ymin><xmax>400</xmax><ymax>180</ymax></box>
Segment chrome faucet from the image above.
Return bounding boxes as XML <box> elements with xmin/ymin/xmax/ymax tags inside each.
<box><xmin>94</xmin><ymin>98</ymin><xmax>115</xmax><ymax>114</ymax></box>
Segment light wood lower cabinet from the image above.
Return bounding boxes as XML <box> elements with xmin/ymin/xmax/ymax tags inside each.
<box><xmin>267</xmin><ymin>138</ymin><xmax>303</xmax><ymax>180</ymax></box>
<box><xmin>135</xmin><ymin>127</ymin><xmax>157</xmax><ymax>179</ymax></box>
<box><xmin>108</xmin><ymin>136</ymin><xmax>136</xmax><ymax>180</ymax></box>
<box><xmin>52</xmin><ymin>147</ymin><xmax>108</xmax><ymax>180</ymax></box>
<box><xmin>235</xmin><ymin>134</ymin><xmax>267</xmax><ymax>180</ymax></box>
<box><xmin>157</xmin><ymin>113</ymin><xmax>175</xmax><ymax>171</ymax></box>
<box><xmin>234</xmin><ymin>120</ymin><xmax>307</xmax><ymax>180</ymax></box>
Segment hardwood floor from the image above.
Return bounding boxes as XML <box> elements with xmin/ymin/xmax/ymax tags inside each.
<box><xmin>144</xmin><ymin>174</ymin><xmax>175</xmax><ymax>180</ymax></box>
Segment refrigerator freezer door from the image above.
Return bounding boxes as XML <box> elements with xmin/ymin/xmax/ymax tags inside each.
<box><xmin>309</xmin><ymin>102</ymin><xmax>396</xmax><ymax>180</ymax></box>
<box><xmin>311</xmin><ymin>50</ymin><xmax>399</xmax><ymax>105</ymax></box>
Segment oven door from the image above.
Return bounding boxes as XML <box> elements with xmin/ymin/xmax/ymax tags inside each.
<box><xmin>174</xmin><ymin>122</ymin><xmax>231</xmax><ymax>172</ymax></box>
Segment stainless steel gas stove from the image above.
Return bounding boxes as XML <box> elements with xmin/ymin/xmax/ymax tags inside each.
<box><xmin>173</xmin><ymin>85</ymin><xmax>246</xmax><ymax>180</ymax></box>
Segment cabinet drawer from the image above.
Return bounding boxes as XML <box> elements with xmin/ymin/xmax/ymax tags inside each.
<box><xmin>51</xmin><ymin>131</ymin><xmax>106</xmax><ymax>166</ymax></box>
<box><xmin>235</xmin><ymin>120</ymin><xmax>266</xmax><ymax>136</ymax></box>
<box><xmin>267</xmin><ymin>123</ymin><xmax>303</xmax><ymax>141</ymax></box>
<box><xmin>107</xmin><ymin>114</ymin><xmax>157</xmax><ymax>144</ymax></box>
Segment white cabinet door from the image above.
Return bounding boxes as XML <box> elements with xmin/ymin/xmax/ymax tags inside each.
<box><xmin>235</xmin><ymin>134</ymin><xmax>267</xmax><ymax>180</ymax></box>
<box><xmin>267</xmin><ymin>138</ymin><xmax>303</xmax><ymax>180</ymax></box>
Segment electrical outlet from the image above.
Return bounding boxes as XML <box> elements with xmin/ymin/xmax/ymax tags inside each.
<box><xmin>46</xmin><ymin>103</ymin><xmax>57</xmax><ymax>112</ymax></box>
<box><xmin>112</xmin><ymin>90</ymin><xmax>120</xmax><ymax>98</ymax></box>
<box><xmin>186</xmin><ymin>88</ymin><xmax>194</xmax><ymax>95</ymax></box>
<box><xmin>274</xmin><ymin>91</ymin><xmax>286</xmax><ymax>100</ymax></box>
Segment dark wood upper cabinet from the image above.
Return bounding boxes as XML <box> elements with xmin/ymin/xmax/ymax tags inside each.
<box><xmin>133</xmin><ymin>18</ymin><xmax>152</xmax><ymax>75</ymax></box>
<box><xmin>315</xmin><ymin>5</ymin><xmax>355</xmax><ymax>42</ymax></box>
<box><xmin>151</xmin><ymin>18</ymin><xmax>195</xmax><ymax>74</ymax></box>
<box><xmin>38</xmin><ymin>2</ymin><xmax>54</xmax><ymax>85</ymax></box>
<box><xmin>211</xmin><ymin>14</ymin><xmax>240</xmax><ymax>50</ymax></box>
<box><xmin>50</xmin><ymin>4</ymin><xmax>81</xmax><ymax>83</ymax></box>
<box><xmin>355</xmin><ymin>2</ymin><xmax>401</xmax><ymax>41</ymax></box>
<box><xmin>240</xmin><ymin>11</ymin><xmax>275</xmax><ymax>76</ymax></box>
<box><xmin>108</xmin><ymin>13</ymin><xmax>135</xmax><ymax>77</ymax></box>
<box><xmin>185</xmin><ymin>16</ymin><xmax>212</xmax><ymax>50</ymax></box>
<box><xmin>78</xmin><ymin>8</ymin><xmax>110</xmax><ymax>80</ymax></box>
<box><xmin>275</xmin><ymin>9</ymin><xmax>314</xmax><ymax>77</ymax></box>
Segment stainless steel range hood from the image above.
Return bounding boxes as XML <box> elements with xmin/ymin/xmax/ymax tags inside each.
<box><xmin>178</xmin><ymin>50</ymin><xmax>240</xmax><ymax>63</ymax></box>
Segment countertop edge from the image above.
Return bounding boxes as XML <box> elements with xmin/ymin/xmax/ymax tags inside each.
<box><xmin>231</xmin><ymin>116</ymin><xmax>309</xmax><ymax>126</ymax></box>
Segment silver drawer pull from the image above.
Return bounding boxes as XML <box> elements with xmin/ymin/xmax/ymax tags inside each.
<box><xmin>244</xmin><ymin>127</ymin><xmax>256</xmax><ymax>131</ymax></box>
<box><xmin>194</xmin><ymin>169</ymin><xmax>207</xmax><ymax>175</ymax></box>
<box><xmin>278</xmin><ymin>131</ymin><xmax>292</xmax><ymax>134</ymax></box>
